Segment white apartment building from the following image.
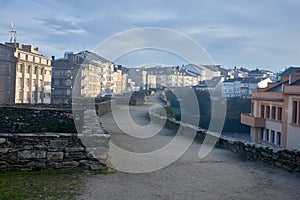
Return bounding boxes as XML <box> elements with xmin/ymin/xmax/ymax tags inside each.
<box><xmin>223</xmin><ymin>77</ymin><xmax>272</xmax><ymax>98</ymax></box>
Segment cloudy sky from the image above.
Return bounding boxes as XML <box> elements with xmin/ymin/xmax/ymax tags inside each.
<box><xmin>0</xmin><ymin>0</ymin><xmax>299</xmax><ymax>71</ymax></box>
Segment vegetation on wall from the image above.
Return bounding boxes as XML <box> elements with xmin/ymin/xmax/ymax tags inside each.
<box><xmin>164</xmin><ymin>88</ymin><xmax>251</xmax><ymax>133</ymax></box>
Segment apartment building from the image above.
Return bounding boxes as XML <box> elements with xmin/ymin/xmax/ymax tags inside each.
<box><xmin>147</xmin><ymin>74</ymin><xmax>157</xmax><ymax>89</ymax></box>
<box><xmin>0</xmin><ymin>42</ymin><xmax>52</xmax><ymax>104</ymax></box>
<box><xmin>147</xmin><ymin>66</ymin><xmax>200</xmax><ymax>88</ymax></box>
<box><xmin>111</xmin><ymin>68</ymin><xmax>123</xmax><ymax>94</ymax></box>
<box><xmin>241</xmin><ymin>72</ymin><xmax>300</xmax><ymax>150</ymax></box>
<box><xmin>223</xmin><ymin>77</ymin><xmax>272</xmax><ymax>98</ymax></box>
<box><xmin>51</xmin><ymin>51</ymin><xmax>112</xmax><ymax>103</ymax></box>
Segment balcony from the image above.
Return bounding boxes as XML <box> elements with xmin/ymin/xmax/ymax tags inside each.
<box><xmin>241</xmin><ymin>113</ymin><xmax>266</xmax><ymax>128</ymax></box>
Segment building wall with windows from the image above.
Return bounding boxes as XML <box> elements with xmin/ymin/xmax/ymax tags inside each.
<box><xmin>51</xmin><ymin>51</ymin><xmax>111</xmax><ymax>103</ymax></box>
<box><xmin>0</xmin><ymin>42</ymin><xmax>52</xmax><ymax>104</ymax></box>
<box><xmin>286</xmin><ymin>96</ymin><xmax>300</xmax><ymax>149</ymax></box>
<box><xmin>112</xmin><ymin>69</ymin><xmax>123</xmax><ymax>94</ymax></box>
<box><xmin>147</xmin><ymin>74</ymin><xmax>157</xmax><ymax>89</ymax></box>
<box><xmin>241</xmin><ymin>72</ymin><xmax>300</xmax><ymax>150</ymax></box>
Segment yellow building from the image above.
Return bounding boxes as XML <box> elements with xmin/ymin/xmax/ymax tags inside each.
<box><xmin>0</xmin><ymin>42</ymin><xmax>52</xmax><ymax>104</ymax></box>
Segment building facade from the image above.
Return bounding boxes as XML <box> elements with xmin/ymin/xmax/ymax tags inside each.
<box><xmin>223</xmin><ymin>77</ymin><xmax>272</xmax><ymax>98</ymax></box>
<box><xmin>241</xmin><ymin>72</ymin><xmax>300</xmax><ymax>150</ymax></box>
<box><xmin>0</xmin><ymin>42</ymin><xmax>52</xmax><ymax>104</ymax></box>
<box><xmin>51</xmin><ymin>51</ymin><xmax>112</xmax><ymax>104</ymax></box>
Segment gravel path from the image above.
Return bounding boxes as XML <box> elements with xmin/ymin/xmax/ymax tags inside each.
<box><xmin>78</xmin><ymin>95</ymin><xmax>300</xmax><ymax>200</ymax></box>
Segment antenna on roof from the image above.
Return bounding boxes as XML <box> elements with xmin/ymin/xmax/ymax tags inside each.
<box><xmin>9</xmin><ymin>20</ymin><xmax>17</xmax><ymax>46</ymax></box>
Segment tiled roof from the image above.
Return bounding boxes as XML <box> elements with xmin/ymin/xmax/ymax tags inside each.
<box><xmin>280</xmin><ymin>67</ymin><xmax>300</xmax><ymax>77</ymax></box>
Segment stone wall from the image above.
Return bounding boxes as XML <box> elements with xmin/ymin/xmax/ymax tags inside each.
<box><xmin>149</xmin><ymin>106</ymin><xmax>300</xmax><ymax>172</ymax></box>
<box><xmin>0</xmin><ymin>133</ymin><xmax>107</xmax><ymax>171</ymax></box>
<box><xmin>0</xmin><ymin>107</ymin><xmax>76</xmax><ymax>133</ymax></box>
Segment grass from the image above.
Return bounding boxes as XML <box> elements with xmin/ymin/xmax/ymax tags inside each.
<box><xmin>0</xmin><ymin>168</ymin><xmax>116</xmax><ymax>200</ymax></box>
<box><xmin>0</xmin><ymin>169</ymin><xmax>87</xmax><ymax>200</ymax></box>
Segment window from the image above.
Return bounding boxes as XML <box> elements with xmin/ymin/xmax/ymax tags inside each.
<box><xmin>292</xmin><ymin>101</ymin><xmax>299</xmax><ymax>124</ymax></box>
<box><xmin>266</xmin><ymin>106</ymin><xmax>270</xmax><ymax>119</ymax></box>
<box><xmin>271</xmin><ymin>130</ymin><xmax>275</xmax><ymax>144</ymax></box>
<box><xmin>277</xmin><ymin>107</ymin><xmax>282</xmax><ymax>121</ymax></box>
<box><xmin>17</xmin><ymin>78</ymin><xmax>23</xmax><ymax>87</ymax></box>
<box><xmin>25</xmin><ymin>78</ymin><xmax>30</xmax><ymax>87</ymax></box>
<box><xmin>26</xmin><ymin>92</ymin><xmax>30</xmax><ymax>100</ymax></box>
<box><xmin>32</xmin><ymin>79</ymin><xmax>36</xmax><ymax>86</ymax></box>
<box><xmin>66</xmin><ymin>80</ymin><xmax>71</xmax><ymax>86</ymax></box>
<box><xmin>260</xmin><ymin>128</ymin><xmax>264</xmax><ymax>140</ymax></box>
<box><xmin>26</xmin><ymin>66</ymin><xmax>31</xmax><ymax>73</ymax></box>
<box><xmin>277</xmin><ymin>132</ymin><xmax>282</xmax><ymax>146</ymax></box>
<box><xmin>265</xmin><ymin>129</ymin><xmax>269</xmax><ymax>142</ymax></box>
<box><xmin>44</xmin><ymin>70</ymin><xmax>52</xmax><ymax>75</ymax></box>
<box><xmin>66</xmin><ymin>89</ymin><xmax>71</xmax><ymax>95</ymax></box>
<box><xmin>44</xmin><ymin>81</ymin><xmax>51</xmax><ymax>86</ymax></box>
<box><xmin>272</xmin><ymin>106</ymin><xmax>276</xmax><ymax>120</ymax></box>
<box><xmin>25</xmin><ymin>55</ymin><xmax>28</xmax><ymax>60</ymax></box>
<box><xmin>251</xmin><ymin>103</ymin><xmax>254</xmax><ymax>115</ymax></box>
<box><xmin>40</xmin><ymin>68</ymin><xmax>43</xmax><ymax>75</ymax></box>
<box><xmin>44</xmin><ymin>93</ymin><xmax>51</xmax><ymax>98</ymax></box>
<box><xmin>261</xmin><ymin>105</ymin><xmax>265</xmax><ymax>118</ymax></box>
<box><xmin>17</xmin><ymin>64</ymin><xmax>23</xmax><ymax>73</ymax></box>
<box><xmin>33</xmin><ymin>67</ymin><xmax>37</xmax><ymax>74</ymax></box>
<box><xmin>18</xmin><ymin>91</ymin><xmax>22</xmax><ymax>100</ymax></box>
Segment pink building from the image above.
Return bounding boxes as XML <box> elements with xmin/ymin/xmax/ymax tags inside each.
<box><xmin>241</xmin><ymin>72</ymin><xmax>300</xmax><ymax>150</ymax></box>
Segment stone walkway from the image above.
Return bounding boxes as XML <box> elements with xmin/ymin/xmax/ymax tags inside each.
<box><xmin>78</xmin><ymin>95</ymin><xmax>300</xmax><ymax>200</ymax></box>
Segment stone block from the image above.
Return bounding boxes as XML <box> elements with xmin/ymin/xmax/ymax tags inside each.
<box><xmin>61</xmin><ymin>161</ymin><xmax>80</xmax><ymax>168</ymax></box>
<box><xmin>28</xmin><ymin>162</ymin><xmax>46</xmax><ymax>169</ymax></box>
<box><xmin>47</xmin><ymin>152</ymin><xmax>64</xmax><ymax>160</ymax></box>
<box><xmin>65</xmin><ymin>147</ymin><xmax>85</xmax><ymax>152</ymax></box>
<box><xmin>0</xmin><ymin>138</ymin><xmax>6</xmax><ymax>144</ymax></box>
<box><xmin>49</xmin><ymin>140</ymin><xmax>68</xmax><ymax>149</ymax></box>
<box><xmin>64</xmin><ymin>152</ymin><xmax>86</xmax><ymax>160</ymax></box>
<box><xmin>0</xmin><ymin>148</ymin><xmax>11</xmax><ymax>153</ymax></box>
<box><xmin>18</xmin><ymin>150</ymin><xmax>46</xmax><ymax>159</ymax></box>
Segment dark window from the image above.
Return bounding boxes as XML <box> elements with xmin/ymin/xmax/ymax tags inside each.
<box><xmin>272</xmin><ymin>106</ymin><xmax>276</xmax><ymax>120</ymax></box>
<box><xmin>33</xmin><ymin>67</ymin><xmax>37</xmax><ymax>74</ymax></box>
<box><xmin>271</xmin><ymin>130</ymin><xmax>275</xmax><ymax>143</ymax></box>
<box><xmin>292</xmin><ymin>101</ymin><xmax>298</xmax><ymax>124</ymax></box>
<box><xmin>277</xmin><ymin>107</ymin><xmax>282</xmax><ymax>121</ymax></box>
<box><xmin>260</xmin><ymin>128</ymin><xmax>264</xmax><ymax>140</ymax></box>
<box><xmin>251</xmin><ymin>103</ymin><xmax>254</xmax><ymax>115</ymax></box>
<box><xmin>26</xmin><ymin>66</ymin><xmax>31</xmax><ymax>73</ymax></box>
<box><xmin>277</xmin><ymin>132</ymin><xmax>281</xmax><ymax>146</ymax></box>
<box><xmin>266</xmin><ymin>129</ymin><xmax>269</xmax><ymax>141</ymax></box>
<box><xmin>261</xmin><ymin>105</ymin><xmax>265</xmax><ymax>118</ymax></box>
<box><xmin>266</xmin><ymin>106</ymin><xmax>270</xmax><ymax>119</ymax></box>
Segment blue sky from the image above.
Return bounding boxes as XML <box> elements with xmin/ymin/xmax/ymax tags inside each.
<box><xmin>0</xmin><ymin>0</ymin><xmax>299</xmax><ymax>71</ymax></box>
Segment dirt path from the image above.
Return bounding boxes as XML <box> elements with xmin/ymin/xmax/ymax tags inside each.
<box><xmin>78</xmin><ymin>95</ymin><xmax>300</xmax><ymax>200</ymax></box>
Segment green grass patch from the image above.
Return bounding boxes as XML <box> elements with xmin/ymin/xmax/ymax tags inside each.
<box><xmin>0</xmin><ymin>169</ymin><xmax>87</xmax><ymax>200</ymax></box>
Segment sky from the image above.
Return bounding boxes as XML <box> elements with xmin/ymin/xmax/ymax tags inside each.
<box><xmin>0</xmin><ymin>0</ymin><xmax>300</xmax><ymax>71</ymax></box>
